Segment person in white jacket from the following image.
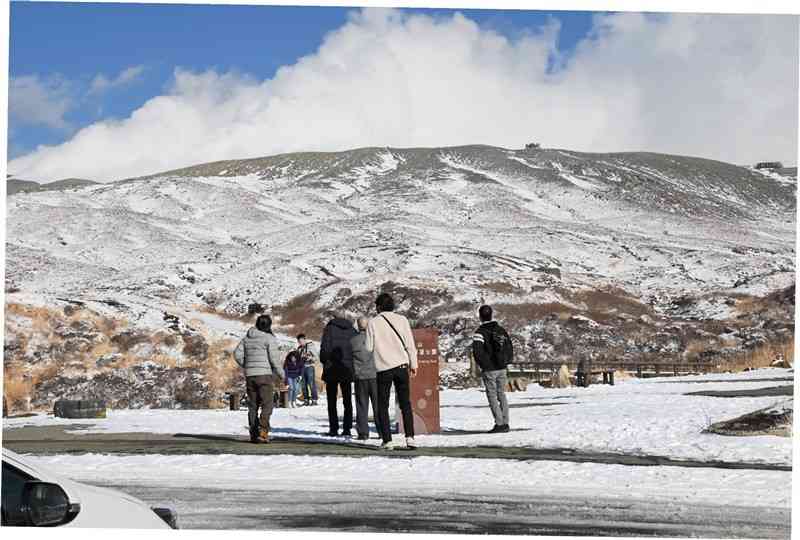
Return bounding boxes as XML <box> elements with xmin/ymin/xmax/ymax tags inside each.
<box><xmin>365</xmin><ymin>293</ymin><xmax>418</xmax><ymax>449</ymax></box>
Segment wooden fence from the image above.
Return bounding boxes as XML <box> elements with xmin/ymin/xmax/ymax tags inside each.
<box><xmin>506</xmin><ymin>360</ymin><xmax>715</xmax><ymax>382</ymax></box>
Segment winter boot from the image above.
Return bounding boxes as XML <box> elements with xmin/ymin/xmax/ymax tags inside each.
<box><xmin>258</xmin><ymin>428</ymin><xmax>269</xmax><ymax>443</ymax></box>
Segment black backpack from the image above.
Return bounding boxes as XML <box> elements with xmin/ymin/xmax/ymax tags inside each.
<box><xmin>488</xmin><ymin>325</ymin><xmax>514</xmax><ymax>368</ymax></box>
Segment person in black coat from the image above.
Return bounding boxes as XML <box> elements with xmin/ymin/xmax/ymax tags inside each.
<box><xmin>319</xmin><ymin>313</ymin><xmax>357</xmax><ymax>437</ymax></box>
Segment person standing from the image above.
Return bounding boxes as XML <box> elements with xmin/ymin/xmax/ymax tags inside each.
<box><xmin>472</xmin><ymin>305</ymin><xmax>513</xmax><ymax>433</ymax></box>
<box><xmin>366</xmin><ymin>293</ymin><xmax>418</xmax><ymax>449</ymax></box>
<box><xmin>233</xmin><ymin>314</ymin><xmax>284</xmax><ymax>443</ymax></box>
<box><xmin>297</xmin><ymin>334</ymin><xmax>319</xmax><ymax>406</ymax></box>
<box><xmin>319</xmin><ymin>313</ymin><xmax>357</xmax><ymax>437</ymax></box>
<box><xmin>350</xmin><ymin>317</ymin><xmax>381</xmax><ymax>441</ymax></box>
<box><xmin>283</xmin><ymin>349</ymin><xmax>304</xmax><ymax>407</ymax></box>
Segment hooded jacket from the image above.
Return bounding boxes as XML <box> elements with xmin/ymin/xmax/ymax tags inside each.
<box><xmin>283</xmin><ymin>350</ymin><xmax>305</xmax><ymax>379</ymax></box>
<box><xmin>319</xmin><ymin>318</ymin><xmax>357</xmax><ymax>382</ymax></box>
<box><xmin>233</xmin><ymin>327</ymin><xmax>284</xmax><ymax>378</ymax></box>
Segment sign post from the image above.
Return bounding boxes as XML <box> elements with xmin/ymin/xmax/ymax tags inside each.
<box><xmin>397</xmin><ymin>327</ymin><xmax>441</xmax><ymax>435</ymax></box>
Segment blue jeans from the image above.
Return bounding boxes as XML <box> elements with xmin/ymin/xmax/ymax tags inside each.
<box><xmin>302</xmin><ymin>365</ymin><xmax>318</xmax><ymax>401</ymax></box>
<box><xmin>287</xmin><ymin>377</ymin><xmax>300</xmax><ymax>403</ymax></box>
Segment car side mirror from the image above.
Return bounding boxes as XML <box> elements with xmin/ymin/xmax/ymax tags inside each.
<box><xmin>22</xmin><ymin>481</ymin><xmax>80</xmax><ymax>526</ymax></box>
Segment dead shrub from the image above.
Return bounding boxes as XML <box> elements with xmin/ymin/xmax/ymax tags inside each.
<box><xmin>111</xmin><ymin>330</ymin><xmax>150</xmax><ymax>352</ymax></box>
<box><xmin>715</xmin><ymin>338</ymin><xmax>795</xmax><ymax>372</ymax></box>
<box><xmin>182</xmin><ymin>333</ymin><xmax>209</xmax><ymax>361</ymax></box>
<box><xmin>97</xmin><ymin>315</ymin><xmax>126</xmax><ymax>334</ymax></box>
<box><xmin>3</xmin><ymin>366</ymin><xmax>32</xmax><ymax>410</ymax></box>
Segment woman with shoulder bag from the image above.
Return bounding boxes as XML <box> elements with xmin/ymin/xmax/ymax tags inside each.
<box><xmin>365</xmin><ymin>293</ymin><xmax>418</xmax><ymax>450</ymax></box>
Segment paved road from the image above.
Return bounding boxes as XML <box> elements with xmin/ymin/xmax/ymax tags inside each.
<box><xmin>3</xmin><ymin>425</ymin><xmax>791</xmax><ymax>537</ymax></box>
<box><xmin>92</xmin><ymin>482</ymin><xmax>789</xmax><ymax>537</ymax></box>
<box><xmin>2</xmin><ymin>425</ymin><xmax>790</xmax><ymax>471</ymax></box>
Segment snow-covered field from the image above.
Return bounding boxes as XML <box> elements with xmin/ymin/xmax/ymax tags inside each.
<box><xmin>6</xmin><ymin>367</ymin><xmax>793</xmax><ymax>465</ymax></box>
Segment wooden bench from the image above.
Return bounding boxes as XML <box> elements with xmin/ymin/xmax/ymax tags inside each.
<box><xmin>576</xmin><ymin>369</ymin><xmax>615</xmax><ymax>387</ymax></box>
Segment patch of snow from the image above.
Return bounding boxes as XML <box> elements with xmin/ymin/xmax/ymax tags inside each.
<box><xmin>6</xmin><ymin>368</ymin><xmax>793</xmax><ymax>466</ymax></box>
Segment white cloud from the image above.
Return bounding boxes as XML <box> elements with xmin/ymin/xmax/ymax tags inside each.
<box><xmin>89</xmin><ymin>65</ymin><xmax>146</xmax><ymax>95</ymax></box>
<box><xmin>8</xmin><ymin>74</ymin><xmax>73</xmax><ymax>130</ymax></box>
<box><xmin>8</xmin><ymin>9</ymin><xmax>798</xmax><ymax>182</ymax></box>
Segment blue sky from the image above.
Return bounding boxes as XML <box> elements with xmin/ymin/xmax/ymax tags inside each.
<box><xmin>8</xmin><ymin>3</ymin><xmax>796</xmax><ymax>181</ymax></box>
<box><xmin>8</xmin><ymin>2</ymin><xmax>595</xmax><ymax>160</ymax></box>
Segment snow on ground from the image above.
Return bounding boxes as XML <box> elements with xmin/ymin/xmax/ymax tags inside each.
<box><xmin>5</xmin><ymin>368</ymin><xmax>793</xmax><ymax>465</ymax></box>
<box><xmin>25</xmin><ymin>452</ymin><xmax>791</xmax><ymax>510</ymax></box>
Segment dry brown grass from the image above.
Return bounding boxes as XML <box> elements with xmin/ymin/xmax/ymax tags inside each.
<box><xmin>715</xmin><ymin>338</ymin><xmax>795</xmax><ymax>372</ymax></box>
<box><xmin>200</xmin><ymin>337</ymin><xmax>239</xmax><ymax>407</ymax></box>
<box><xmin>569</xmin><ymin>287</ymin><xmax>654</xmax><ymax>322</ymax></box>
<box><xmin>273</xmin><ymin>290</ymin><xmax>326</xmax><ymax>340</ymax></box>
<box><xmin>3</xmin><ymin>365</ymin><xmax>32</xmax><ymax>410</ymax></box>
<box><xmin>684</xmin><ymin>338</ymin><xmax>716</xmax><ymax>360</ymax></box>
<box><xmin>494</xmin><ymin>302</ymin><xmax>574</xmax><ymax>326</ymax></box>
<box><xmin>30</xmin><ymin>363</ymin><xmax>60</xmax><ymax>386</ymax></box>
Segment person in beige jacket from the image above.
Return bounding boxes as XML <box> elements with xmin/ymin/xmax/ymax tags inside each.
<box><xmin>365</xmin><ymin>292</ymin><xmax>418</xmax><ymax>449</ymax></box>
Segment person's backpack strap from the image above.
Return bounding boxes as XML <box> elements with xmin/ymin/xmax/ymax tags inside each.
<box><xmin>380</xmin><ymin>314</ymin><xmax>410</xmax><ymax>361</ymax></box>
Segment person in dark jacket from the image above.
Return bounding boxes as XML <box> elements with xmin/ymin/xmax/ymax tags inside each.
<box><xmin>283</xmin><ymin>350</ymin><xmax>304</xmax><ymax>407</ymax></box>
<box><xmin>472</xmin><ymin>305</ymin><xmax>512</xmax><ymax>434</ymax></box>
<box><xmin>319</xmin><ymin>313</ymin><xmax>357</xmax><ymax>437</ymax></box>
<box><xmin>350</xmin><ymin>317</ymin><xmax>381</xmax><ymax>440</ymax></box>
<box><xmin>233</xmin><ymin>314</ymin><xmax>284</xmax><ymax>443</ymax></box>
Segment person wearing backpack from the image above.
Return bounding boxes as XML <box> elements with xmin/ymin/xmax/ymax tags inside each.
<box><xmin>366</xmin><ymin>293</ymin><xmax>418</xmax><ymax>449</ymax></box>
<box><xmin>472</xmin><ymin>305</ymin><xmax>512</xmax><ymax>433</ymax></box>
<box><xmin>319</xmin><ymin>313</ymin><xmax>357</xmax><ymax>437</ymax></box>
<box><xmin>233</xmin><ymin>314</ymin><xmax>284</xmax><ymax>443</ymax></box>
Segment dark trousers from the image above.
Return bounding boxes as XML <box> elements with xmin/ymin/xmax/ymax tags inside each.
<box><xmin>246</xmin><ymin>375</ymin><xmax>275</xmax><ymax>437</ymax></box>
<box><xmin>354</xmin><ymin>378</ymin><xmax>380</xmax><ymax>438</ymax></box>
<box><xmin>302</xmin><ymin>365</ymin><xmax>318</xmax><ymax>401</ymax></box>
<box><xmin>376</xmin><ymin>365</ymin><xmax>413</xmax><ymax>443</ymax></box>
<box><xmin>326</xmin><ymin>378</ymin><xmax>353</xmax><ymax>435</ymax></box>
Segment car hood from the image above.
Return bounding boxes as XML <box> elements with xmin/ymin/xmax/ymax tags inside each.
<box><xmin>63</xmin><ymin>478</ymin><xmax>170</xmax><ymax>529</ymax></box>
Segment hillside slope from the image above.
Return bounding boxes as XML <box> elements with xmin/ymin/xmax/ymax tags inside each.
<box><xmin>4</xmin><ymin>145</ymin><xmax>796</xmax><ymax>408</ymax></box>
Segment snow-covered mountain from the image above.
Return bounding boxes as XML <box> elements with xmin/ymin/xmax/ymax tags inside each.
<box><xmin>4</xmin><ymin>145</ymin><xmax>796</xmax><ymax>408</ymax></box>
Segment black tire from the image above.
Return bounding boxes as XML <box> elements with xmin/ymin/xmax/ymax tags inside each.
<box><xmin>54</xmin><ymin>399</ymin><xmax>107</xmax><ymax>419</ymax></box>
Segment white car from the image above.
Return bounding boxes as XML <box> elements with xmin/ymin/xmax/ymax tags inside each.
<box><xmin>1</xmin><ymin>448</ymin><xmax>177</xmax><ymax>528</ymax></box>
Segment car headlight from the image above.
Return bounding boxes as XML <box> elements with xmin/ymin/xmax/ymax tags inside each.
<box><xmin>151</xmin><ymin>507</ymin><xmax>179</xmax><ymax>529</ymax></box>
